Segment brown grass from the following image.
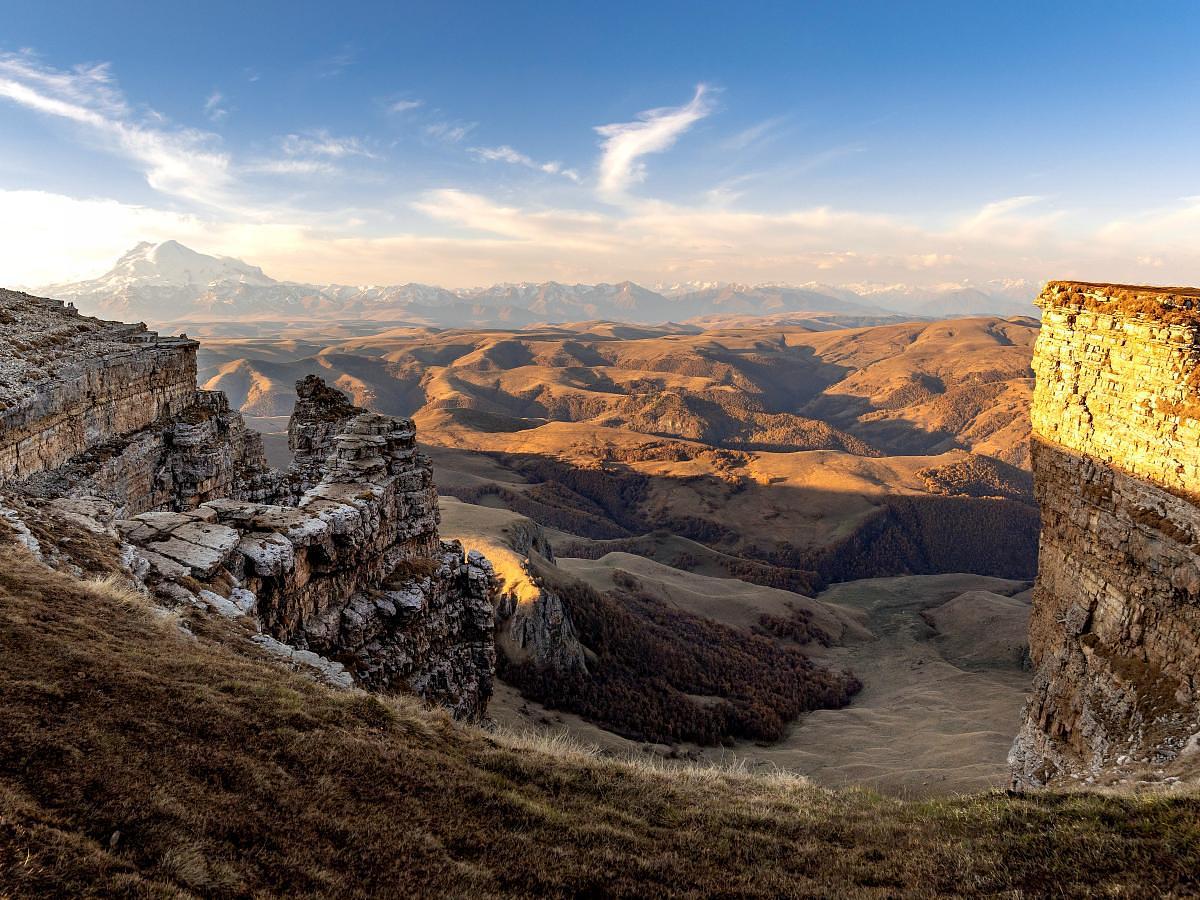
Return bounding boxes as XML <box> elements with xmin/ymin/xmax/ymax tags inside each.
<box><xmin>1</xmin><ymin>546</ymin><xmax>1199</xmax><ymax>897</ymax></box>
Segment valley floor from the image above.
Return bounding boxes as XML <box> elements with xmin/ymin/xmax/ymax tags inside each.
<box><xmin>745</xmin><ymin>575</ymin><xmax>1032</xmax><ymax>795</ymax></box>
<box><xmin>492</xmin><ymin>572</ymin><xmax>1033</xmax><ymax>796</ymax></box>
<box><xmin>1</xmin><ymin>547</ymin><xmax>1199</xmax><ymax>898</ymax></box>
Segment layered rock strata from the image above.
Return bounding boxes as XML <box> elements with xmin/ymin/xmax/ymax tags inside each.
<box><xmin>0</xmin><ymin>290</ymin><xmax>199</xmax><ymax>482</ymax></box>
<box><xmin>287</xmin><ymin>373</ymin><xmax>366</xmax><ymax>495</ymax></box>
<box><xmin>0</xmin><ymin>292</ymin><xmax>496</xmax><ymax>719</ymax></box>
<box><xmin>1011</xmin><ymin>282</ymin><xmax>1200</xmax><ymax>787</ymax></box>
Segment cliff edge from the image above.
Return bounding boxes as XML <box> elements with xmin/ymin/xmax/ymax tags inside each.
<box><xmin>0</xmin><ymin>290</ymin><xmax>495</xmax><ymax>720</ymax></box>
<box><xmin>1012</xmin><ymin>282</ymin><xmax>1200</xmax><ymax>788</ymax></box>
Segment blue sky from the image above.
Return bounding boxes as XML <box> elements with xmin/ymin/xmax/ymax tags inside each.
<box><xmin>2</xmin><ymin>1</ymin><xmax>1199</xmax><ymax>287</ymax></box>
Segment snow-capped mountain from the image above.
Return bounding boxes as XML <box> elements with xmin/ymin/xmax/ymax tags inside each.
<box><xmin>104</xmin><ymin>240</ymin><xmax>274</xmax><ymax>288</ymax></box>
<box><xmin>43</xmin><ymin>240</ymin><xmax>277</xmax><ymax>317</ymax></box>
<box><xmin>40</xmin><ymin>241</ymin><xmax>1037</xmax><ymax>331</ymax></box>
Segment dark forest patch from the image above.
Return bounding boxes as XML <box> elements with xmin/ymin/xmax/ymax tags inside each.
<box><xmin>500</xmin><ymin>569</ymin><xmax>860</xmax><ymax>745</ymax></box>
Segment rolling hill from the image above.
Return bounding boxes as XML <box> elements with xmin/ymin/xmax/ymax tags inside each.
<box><xmin>191</xmin><ymin>313</ymin><xmax>1044</xmax><ymax>789</ymax></box>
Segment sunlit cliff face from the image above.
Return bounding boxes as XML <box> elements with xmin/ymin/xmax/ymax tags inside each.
<box><xmin>1012</xmin><ymin>282</ymin><xmax>1200</xmax><ymax>788</ymax></box>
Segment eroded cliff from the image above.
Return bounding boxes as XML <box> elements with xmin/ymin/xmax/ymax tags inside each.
<box><xmin>1011</xmin><ymin>282</ymin><xmax>1200</xmax><ymax>787</ymax></box>
<box><xmin>0</xmin><ymin>290</ymin><xmax>495</xmax><ymax>720</ymax></box>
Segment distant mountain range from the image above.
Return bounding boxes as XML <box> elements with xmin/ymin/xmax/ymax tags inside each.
<box><xmin>41</xmin><ymin>240</ymin><xmax>1037</xmax><ymax>330</ymax></box>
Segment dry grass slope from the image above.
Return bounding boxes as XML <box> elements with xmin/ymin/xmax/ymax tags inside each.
<box><xmin>1</xmin><ymin>547</ymin><xmax>1199</xmax><ymax>897</ymax></box>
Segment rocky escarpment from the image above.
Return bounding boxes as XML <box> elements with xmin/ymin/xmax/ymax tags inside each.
<box><xmin>0</xmin><ymin>291</ymin><xmax>495</xmax><ymax>720</ymax></box>
<box><xmin>1011</xmin><ymin>282</ymin><xmax>1200</xmax><ymax>788</ymax></box>
<box><xmin>0</xmin><ymin>290</ymin><xmax>203</xmax><ymax>485</ymax></box>
<box><xmin>116</xmin><ymin>411</ymin><xmax>495</xmax><ymax>717</ymax></box>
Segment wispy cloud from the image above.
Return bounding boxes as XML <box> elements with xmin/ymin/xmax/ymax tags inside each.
<box><xmin>0</xmin><ymin>51</ymin><xmax>234</xmax><ymax>208</ymax></box>
<box><xmin>788</xmin><ymin>143</ymin><xmax>866</xmax><ymax>175</ymax></box>
<box><xmin>956</xmin><ymin>195</ymin><xmax>1065</xmax><ymax>246</ymax></box>
<box><xmin>316</xmin><ymin>45</ymin><xmax>356</xmax><ymax>78</ymax></box>
<box><xmin>280</xmin><ymin>129</ymin><xmax>377</xmax><ymax>159</ymax></box>
<box><xmin>594</xmin><ymin>84</ymin><xmax>714</xmax><ymax>202</ymax></box>
<box><xmin>961</xmin><ymin>195</ymin><xmax>1044</xmax><ymax>230</ymax></box>
<box><xmin>720</xmin><ymin>115</ymin><xmax>787</xmax><ymax>152</ymax></box>
<box><xmin>387</xmin><ymin>98</ymin><xmax>423</xmax><ymax>115</ymax></box>
<box><xmin>424</xmin><ymin>120</ymin><xmax>476</xmax><ymax>143</ymax></box>
<box><xmin>245</xmin><ymin>128</ymin><xmax>377</xmax><ymax>178</ymax></box>
<box><xmin>471</xmin><ymin>144</ymin><xmax>581</xmax><ymax>182</ymax></box>
<box><xmin>412</xmin><ymin>189</ymin><xmax>608</xmax><ymax>250</ymax></box>
<box><xmin>243</xmin><ymin>158</ymin><xmax>335</xmax><ymax>176</ymax></box>
<box><xmin>203</xmin><ymin>90</ymin><xmax>228</xmax><ymax>122</ymax></box>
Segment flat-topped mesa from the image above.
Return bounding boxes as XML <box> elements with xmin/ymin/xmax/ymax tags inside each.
<box><xmin>1011</xmin><ymin>281</ymin><xmax>1200</xmax><ymax>788</ymax></box>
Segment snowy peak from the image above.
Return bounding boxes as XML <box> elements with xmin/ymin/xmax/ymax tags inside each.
<box><xmin>102</xmin><ymin>240</ymin><xmax>276</xmax><ymax>288</ymax></box>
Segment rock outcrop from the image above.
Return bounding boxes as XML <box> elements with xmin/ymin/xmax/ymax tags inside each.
<box><xmin>1011</xmin><ymin>282</ymin><xmax>1200</xmax><ymax>787</ymax></box>
<box><xmin>287</xmin><ymin>373</ymin><xmax>366</xmax><ymax>494</ymax></box>
<box><xmin>438</xmin><ymin>496</ymin><xmax>589</xmax><ymax>675</ymax></box>
<box><xmin>0</xmin><ymin>290</ymin><xmax>199</xmax><ymax>484</ymax></box>
<box><xmin>0</xmin><ymin>291</ymin><xmax>495</xmax><ymax>720</ymax></box>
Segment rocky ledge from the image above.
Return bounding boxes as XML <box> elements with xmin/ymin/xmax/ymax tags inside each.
<box><xmin>0</xmin><ymin>291</ymin><xmax>496</xmax><ymax>720</ymax></box>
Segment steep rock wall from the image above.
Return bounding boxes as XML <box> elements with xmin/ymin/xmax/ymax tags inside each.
<box><xmin>437</xmin><ymin>497</ymin><xmax>589</xmax><ymax>676</ymax></box>
<box><xmin>1012</xmin><ymin>282</ymin><xmax>1200</xmax><ymax>787</ymax></box>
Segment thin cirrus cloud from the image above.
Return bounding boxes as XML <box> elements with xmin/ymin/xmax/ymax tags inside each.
<box><xmin>387</xmin><ymin>98</ymin><xmax>423</xmax><ymax>115</ymax></box>
<box><xmin>719</xmin><ymin>115</ymin><xmax>788</xmax><ymax>152</ymax></box>
<box><xmin>242</xmin><ymin>158</ymin><xmax>336</xmax><ymax>177</ymax></box>
<box><xmin>424</xmin><ymin>121</ymin><xmax>477</xmax><ymax>143</ymax></box>
<box><xmin>203</xmin><ymin>90</ymin><xmax>228</xmax><ymax>122</ymax></box>
<box><xmin>316</xmin><ymin>46</ymin><xmax>356</xmax><ymax>79</ymax></box>
<box><xmin>470</xmin><ymin>145</ymin><xmax>581</xmax><ymax>182</ymax></box>
<box><xmin>594</xmin><ymin>84</ymin><xmax>713</xmax><ymax>202</ymax></box>
<box><xmin>280</xmin><ymin>129</ymin><xmax>377</xmax><ymax>159</ymax></box>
